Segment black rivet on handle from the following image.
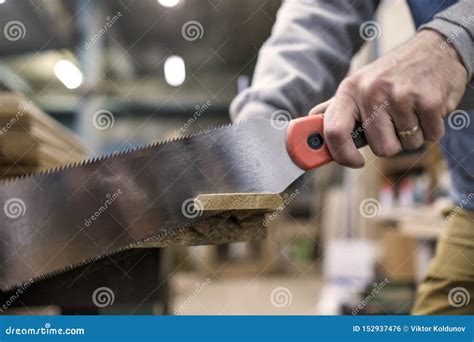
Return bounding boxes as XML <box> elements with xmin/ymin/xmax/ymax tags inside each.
<box><xmin>307</xmin><ymin>133</ymin><xmax>324</xmax><ymax>150</ymax></box>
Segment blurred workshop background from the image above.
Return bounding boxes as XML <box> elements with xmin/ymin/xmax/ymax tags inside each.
<box><xmin>0</xmin><ymin>0</ymin><xmax>454</xmax><ymax>315</ymax></box>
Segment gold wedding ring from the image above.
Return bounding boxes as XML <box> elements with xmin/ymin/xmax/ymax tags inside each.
<box><xmin>398</xmin><ymin>125</ymin><xmax>420</xmax><ymax>137</ymax></box>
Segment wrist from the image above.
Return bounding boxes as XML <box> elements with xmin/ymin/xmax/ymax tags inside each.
<box><xmin>419</xmin><ymin>16</ymin><xmax>473</xmax><ymax>80</ymax></box>
<box><xmin>419</xmin><ymin>29</ymin><xmax>458</xmax><ymax>58</ymax></box>
<box><xmin>419</xmin><ymin>28</ymin><xmax>468</xmax><ymax>81</ymax></box>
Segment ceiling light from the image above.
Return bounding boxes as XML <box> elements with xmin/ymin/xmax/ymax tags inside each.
<box><xmin>54</xmin><ymin>60</ymin><xmax>83</xmax><ymax>90</ymax></box>
<box><xmin>164</xmin><ymin>55</ymin><xmax>185</xmax><ymax>87</ymax></box>
<box><xmin>158</xmin><ymin>0</ymin><xmax>180</xmax><ymax>8</ymax></box>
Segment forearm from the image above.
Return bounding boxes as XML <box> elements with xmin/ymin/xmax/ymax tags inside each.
<box><xmin>421</xmin><ymin>0</ymin><xmax>474</xmax><ymax>80</ymax></box>
<box><xmin>230</xmin><ymin>0</ymin><xmax>380</xmax><ymax>122</ymax></box>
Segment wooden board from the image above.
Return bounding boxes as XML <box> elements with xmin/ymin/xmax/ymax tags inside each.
<box><xmin>139</xmin><ymin>214</ymin><xmax>269</xmax><ymax>248</ymax></box>
<box><xmin>195</xmin><ymin>193</ymin><xmax>282</xmax><ymax>212</ymax></box>
<box><xmin>140</xmin><ymin>193</ymin><xmax>282</xmax><ymax>247</ymax></box>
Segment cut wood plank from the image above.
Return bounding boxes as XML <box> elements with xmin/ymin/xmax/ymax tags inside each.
<box><xmin>139</xmin><ymin>193</ymin><xmax>283</xmax><ymax>247</ymax></box>
<box><xmin>195</xmin><ymin>193</ymin><xmax>282</xmax><ymax>211</ymax></box>
<box><xmin>139</xmin><ymin>214</ymin><xmax>269</xmax><ymax>248</ymax></box>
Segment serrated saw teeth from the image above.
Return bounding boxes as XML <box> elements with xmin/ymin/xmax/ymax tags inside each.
<box><xmin>0</xmin><ymin>119</ymin><xmax>309</xmax><ymax>290</ymax></box>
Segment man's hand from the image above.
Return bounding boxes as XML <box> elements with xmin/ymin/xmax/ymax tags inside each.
<box><xmin>310</xmin><ymin>29</ymin><xmax>468</xmax><ymax>168</ymax></box>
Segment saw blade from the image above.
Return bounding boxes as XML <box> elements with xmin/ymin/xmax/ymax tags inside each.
<box><xmin>0</xmin><ymin>119</ymin><xmax>304</xmax><ymax>290</ymax></box>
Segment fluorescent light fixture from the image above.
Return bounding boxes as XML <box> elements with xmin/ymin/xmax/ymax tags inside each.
<box><xmin>164</xmin><ymin>55</ymin><xmax>185</xmax><ymax>87</ymax></box>
<box><xmin>54</xmin><ymin>60</ymin><xmax>83</xmax><ymax>90</ymax></box>
<box><xmin>0</xmin><ymin>0</ymin><xmax>6</xmax><ymax>4</ymax></box>
<box><xmin>158</xmin><ymin>0</ymin><xmax>179</xmax><ymax>7</ymax></box>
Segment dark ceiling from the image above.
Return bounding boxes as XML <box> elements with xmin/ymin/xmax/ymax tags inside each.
<box><xmin>0</xmin><ymin>0</ymin><xmax>281</xmax><ymax>108</ymax></box>
<box><xmin>0</xmin><ymin>0</ymin><xmax>280</xmax><ymax>74</ymax></box>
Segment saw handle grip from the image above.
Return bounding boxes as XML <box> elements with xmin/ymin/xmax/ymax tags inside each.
<box><xmin>285</xmin><ymin>115</ymin><xmax>367</xmax><ymax>170</ymax></box>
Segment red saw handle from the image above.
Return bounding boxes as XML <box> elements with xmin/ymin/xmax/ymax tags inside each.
<box><xmin>285</xmin><ymin>115</ymin><xmax>367</xmax><ymax>170</ymax></box>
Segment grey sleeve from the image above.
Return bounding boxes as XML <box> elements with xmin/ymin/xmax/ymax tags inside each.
<box><xmin>420</xmin><ymin>0</ymin><xmax>474</xmax><ymax>80</ymax></box>
<box><xmin>230</xmin><ymin>0</ymin><xmax>380</xmax><ymax>122</ymax></box>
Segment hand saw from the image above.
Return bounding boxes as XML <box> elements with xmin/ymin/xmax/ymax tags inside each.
<box><xmin>0</xmin><ymin>115</ymin><xmax>366</xmax><ymax>290</ymax></box>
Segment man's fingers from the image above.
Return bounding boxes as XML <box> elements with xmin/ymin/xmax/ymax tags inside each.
<box><xmin>386</xmin><ymin>100</ymin><xmax>424</xmax><ymax>151</ymax></box>
<box><xmin>324</xmin><ymin>92</ymin><xmax>365</xmax><ymax>168</ymax></box>
<box><xmin>360</xmin><ymin>106</ymin><xmax>402</xmax><ymax>158</ymax></box>
<box><xmin>309</xmin><ymin>97</ymin><xmax>333</xmax><ymax>115</ymax></box>
<box><xmin>416</xmin><ymin>99</ymin><xmax>445</xmax><ymax>142</ymax></box>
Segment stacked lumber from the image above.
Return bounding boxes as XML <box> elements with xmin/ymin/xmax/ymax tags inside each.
<box><xmin>0</xmin><ymin>92</ymin><xmax>87</xmax><ymax>178</ymax></box>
